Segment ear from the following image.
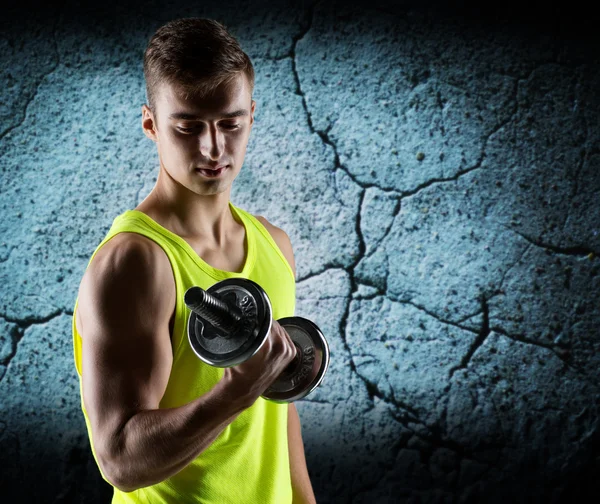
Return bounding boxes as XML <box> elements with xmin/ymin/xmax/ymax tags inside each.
<box><xmin>250</xmin><ymin>99</ymin><xmax>256</xmax><ymax>127</ymax></box>
<box><xmin>142</xmin><ymin>104</ymin><xmax>158</xmax><ymax>142</ymax></box>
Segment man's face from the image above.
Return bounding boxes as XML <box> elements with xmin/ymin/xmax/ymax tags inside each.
<box><xmin>142</xmin><ymin>73</ymin><xmax>255</xmax><ymax>197</ymax></box>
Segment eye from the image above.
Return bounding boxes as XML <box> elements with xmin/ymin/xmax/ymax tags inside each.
<box><xmin>176</xmin><ymin>126</ymin><xmax>198</xmax><ymax>134</ymax></box>
<box><xmin>175</xmin><ymin>122</ymin><xmax>240</xmax><ymax>133</ymax></box>
<box><xmin>220</xmin><ymin>123</ymin><xmax>240</xmax><ymax>130</ymax></box>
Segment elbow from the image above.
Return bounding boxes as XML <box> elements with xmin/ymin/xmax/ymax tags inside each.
<box><xmin>96</xmin><ymin>444</ymin><xmax>142</xmax><ymax>493</ymax></box>
<box><xmin>99</xmin><ymin>455</ymin><xmax>141</xmax><ymax>493</ymax></box>
<box><xmin>92</xmin><ymin>419</ymin><xmax>146</xmax><ymax>492</ymax></box>
<box><xmin>114</xmin><ymin>481</ymin><xmax>142</xmax><ymax>494</ymax></box>
<box><xmin>108</xmin><ymin>471</ymin><xmax>139</xmax><ymax>494</ymax></box>
<box><xmin>108</xmin><ymin>477</ymin><xmax>139</xmax><ymax>494</ymax></box>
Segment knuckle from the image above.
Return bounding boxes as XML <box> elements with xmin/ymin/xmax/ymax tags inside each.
<box><xmin>286</xmin><ymin>342</ymin><xmax>295</xmax><ymax>359</ymax></box>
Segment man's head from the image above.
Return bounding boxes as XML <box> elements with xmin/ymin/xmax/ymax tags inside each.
<box><xmin>141</xmin><ymin>18</ymin><xmax>256</xmax><ymax>197</ymax></box>
<box><xmin>143</xmin><ymin>18</ymin><xmax>254</xmax><ymax>118</ymax></box>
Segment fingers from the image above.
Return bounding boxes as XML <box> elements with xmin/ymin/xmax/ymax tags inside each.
<box><xmin>270</xmin><ymin>320</ymin><xmax>297</xmax><ymax>364</ymax></box>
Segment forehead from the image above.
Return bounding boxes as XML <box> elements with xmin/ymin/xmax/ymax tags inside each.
<box><xmin>156</xmin><ymin>73</ymin><xmax>252</xmax><ymax>118</ymax></box>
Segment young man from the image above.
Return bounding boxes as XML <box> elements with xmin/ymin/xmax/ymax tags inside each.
<box><xmin>72</xmin><ymin>18</ymin><xmax>317</xmax><ymax>503</ymax></box>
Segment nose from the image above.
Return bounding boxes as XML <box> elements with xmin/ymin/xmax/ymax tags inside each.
<box><xmin>199</xmin><ymin>124</ymin><xmax>224</xmax><ymax>161</ymax></box>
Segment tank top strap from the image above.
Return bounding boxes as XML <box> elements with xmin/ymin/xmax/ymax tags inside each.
<box><xmin>232</xmin><ymin>205</ymin><xmax>295</xmax><ymax>283</ymax></box>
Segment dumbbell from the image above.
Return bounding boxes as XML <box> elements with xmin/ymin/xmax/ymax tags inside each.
<box><xmin>184</xmin><ymin>278</ymin><xmax>330</xmax><ymax>403</ymax></box>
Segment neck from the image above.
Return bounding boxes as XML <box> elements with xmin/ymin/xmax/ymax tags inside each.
<box><xmin>137</xmin><ymin>165</ymin><xmax>236</xmax><ymax>246</ymax></box>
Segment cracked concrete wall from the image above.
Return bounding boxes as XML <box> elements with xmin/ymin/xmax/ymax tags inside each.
<box><xmin>1</xmin><ymin>0</ymin><xmax>599</xmax><ymax>502</ymax></box>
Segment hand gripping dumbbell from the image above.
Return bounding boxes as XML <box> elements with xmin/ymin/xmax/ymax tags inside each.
<box><xmin>183</xmin><ymin>278</ymin><xmax>330</xmax><ymax>403</ymax></box>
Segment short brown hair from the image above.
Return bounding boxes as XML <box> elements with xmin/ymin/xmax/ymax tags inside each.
<box><xmin>143</xmin><ymin>18</ymin><xmax>255</xmax><ymax>113</ymax></box>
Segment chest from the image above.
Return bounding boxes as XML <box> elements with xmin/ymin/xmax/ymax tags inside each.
<box><xmin>185</xmin><ymin>233</ymin><xmax>248</xmax><ymax>273</ymax></box>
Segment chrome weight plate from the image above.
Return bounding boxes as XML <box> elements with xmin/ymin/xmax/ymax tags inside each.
<box><xmin>263</xmin><ymin>316</ymin><xmax>330</xmax><ymax>403</ymax></box>
<box><xmin>187</xmin><ymin>278</ymin><xmax>273</xmax><ymax>367</ymax></box>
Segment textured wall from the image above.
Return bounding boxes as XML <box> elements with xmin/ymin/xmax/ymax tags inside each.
<box><xmin>1</xmin><ymin>0</ymin><xmax>598</xmax><ymax>502</ymax></box>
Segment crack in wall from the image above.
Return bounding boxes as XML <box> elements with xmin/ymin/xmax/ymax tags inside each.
<box><xmin>290</xmin><ymin>21</ymin><xmax>599</xmax><ymax>488</ymax></box>
<box><xmin>490</xmin><ymin>324</ymin><xmax>599</xmax><ymax>388</ymax></box>
<box><xmin>288</xmin><ymin>0</ymin><xmax>402</xmax><ymax>197</ymax></box>
<box><xmin>297</xmin><ymin>398</ymin><xmax>332</xmax><ymax>405</ymax></box>
<box><xmin>0</xmin><ymin>310</ymin><xmax>66</xmax><ymax>329</ymax></box>
<box><xmin>449</xmin><ymin>297</ymin><xmax>490</xmax><ymax>378</ymax></box>
<box><xmin>334</xmin><ymin>222</ymin><xmax>497</xmax><ymax>461</ymax></box>
<box><xmin>289</xmin><ymin>0</ymin><xmax>316</xmax><ymax>128</ymax></box>
<box><xmin>336</xmin><ymin>69</ymin><xmax>528</xmax><ymax>269</ymax></box>
<box><xmin>396</xmin><ymin>72</ymin><xmax>522</xmax><ymax>200</ymax></box>
<box><xmin>286</xmin><ymin>13</ymin><xmax>529</xmax><ymax>369</ymax></box>
<box><xmin>361</xmin><ymin>196</ymin><xmax>402</xmax><ymax>259</ymax></box>
<box><xmin>454</xmin><ymin>308</ymin><xmax>484</xmax><ymax>325</ymax></box>
<box><xmin>388</xmin><ymin>296</ymin><xmax>481</xmax><ymax>335</ymax></box>
<box><xmin>351</xmin><ymin>288</ymin><xmax>382</xmax><ymax>301</ymax></box>
<box><xmin>0</xmin><ymin>310</ymin><xmax>68</xmax><ymax>378</ymax></box>
<box><xmin>357</xmin><ymin>375</ymin><xmax>485</xmax><ymax>479</ymax></box>
<box><xmin>391</xmin><ymin>402</ymin><xmax>504</xmax><ymax>464</ymax></box>
<box><xmin>507</xmin><ymin>227</ymin><xmax>599</xmax><ymax>258</ymax></box>
<box><xmin>296</xmin><ymin>263</ymin><xmax>341</xmax><ymax>283</ymax></box>
<box><xmin>494</xmin><ymin>243</ymin><xmax>533</xmax><ymax>294</ymax></box>
<box><xmin>298</xmin><ymin>295</ymin><xmax>351</xmax><ymax>302</ymax></box>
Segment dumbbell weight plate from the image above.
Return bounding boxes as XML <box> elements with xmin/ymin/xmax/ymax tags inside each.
<box><xmin>263</xmin><ymin>316</ymin><xmax>330</xmax><ymax>403</ymax></box>
<box><xmin>187</xmin><ymin>278</ymin><xmax>273</xmax><ymax>367</ymax></box>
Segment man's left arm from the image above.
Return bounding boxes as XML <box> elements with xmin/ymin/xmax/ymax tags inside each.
<box><xmin>255</xmin><ymin>215</ymin><xmax>317</xmax><ymax>503</ymax></box>
<box><xmin>288</xmin><ymin>402</ymin><xmax>317</xmax><ymax>503</ymax></box>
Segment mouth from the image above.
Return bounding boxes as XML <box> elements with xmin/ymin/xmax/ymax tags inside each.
<box><xmin>195</xmin><ymin>165</ymin><xmax>228</xmax><ymax>178</ymax></box>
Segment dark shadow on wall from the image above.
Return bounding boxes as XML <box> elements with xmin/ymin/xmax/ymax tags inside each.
<box><xmin>3</xmin><ymin>0</ymin><xmax>600</xmax><ymax>39</ymax></box>
<box><xmin>52</xmin><ymin>446</ymin><xmax>114</xmax><ymax>504</ymax></box>
<box><xmin>0</xmin><ymin>436</ymin><xmax>112</xmax><ymax>504</ymax></box>
<box><xmin>303</xmin><ymin>419</ymin><xmax>600</xmax><ymax>504</ymax></box>
<box><xmin>0</xmin><ymin>431</ymin><xmax>598</xmax><ymax>503</ymax></box>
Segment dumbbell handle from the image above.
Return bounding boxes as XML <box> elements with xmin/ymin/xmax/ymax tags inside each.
<box><xmin>184</xmin><ymin>286</ymin><xmax>243</xmax><ymax>334</ymax></box>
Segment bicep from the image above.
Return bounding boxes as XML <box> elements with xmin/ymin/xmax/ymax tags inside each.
<box><xmin>77</xmin><ymin>235</ymin><xmax>175</xmax><ymax>447</ymax></box>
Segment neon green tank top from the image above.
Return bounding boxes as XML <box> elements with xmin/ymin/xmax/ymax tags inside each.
<box><xmin>72</xmin><ymin>202</ymin><xmax>295</xmax><ymax>503</ymax></box>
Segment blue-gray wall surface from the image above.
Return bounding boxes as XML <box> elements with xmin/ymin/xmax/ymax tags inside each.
<box><xmin>1</xmin><ymin>0</ymin><xmax>599</xmax><ymax>502</ymax></box>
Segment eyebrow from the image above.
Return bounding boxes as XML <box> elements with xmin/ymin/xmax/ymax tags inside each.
<box><xmin>169</xmin><ymin>109</ymin><xmax>248</xmax><ymax>120</ymax></box>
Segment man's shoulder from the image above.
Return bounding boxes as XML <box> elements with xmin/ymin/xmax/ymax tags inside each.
<box><xmin>85</xmin><ymin>232</ymin><xmax>172</xmax><ymax>290</ymax></box>
<box><xmin>93</xmin><ymin>232</ymin><xmax>167</xmax><ymax>267</ymax></box>
<box><xmin>252</xmin><ymin>214</ymin><xmax>293</xmax><ymax>251</ymax></box>
<box><xmin>76</xmin><ymin>231</ymin><xmax>176</xmax><ymax>337</ymax></box>
<box><xmin>253</xmin><ymin>215</ymin><xmax>287</xmax><ymax>239</ymax></box>
<box><xmin>252</xmin><ymin>214</ymin><xmax>296</xmax><ymax>277</ymax></box>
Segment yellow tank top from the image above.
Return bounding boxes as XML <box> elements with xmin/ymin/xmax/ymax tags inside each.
<box><xmin>72</xmin><ymin>202</ymin><xmax>295</xmax><ymax>503</ymax></box>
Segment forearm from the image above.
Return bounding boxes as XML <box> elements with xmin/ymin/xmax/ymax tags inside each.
<box><xmin>292</xmin><ymin>479</ymin><xmax>317</xmax><ymax>504</ymax></box>
<box><xmin>97</xmin><ymin>378</ymin><xmax>252</xmax><ymax>492</ymax></box>
<box><xmin>289</xmin><ymin>404</ymin><xmax>317</xmax><ymax>504</ymax></box>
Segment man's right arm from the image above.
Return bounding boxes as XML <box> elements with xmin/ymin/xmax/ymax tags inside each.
<box><xmin>76</xmin><ymin>233</ymin><xmax>296</xmax><ymax>492</ymax></box>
